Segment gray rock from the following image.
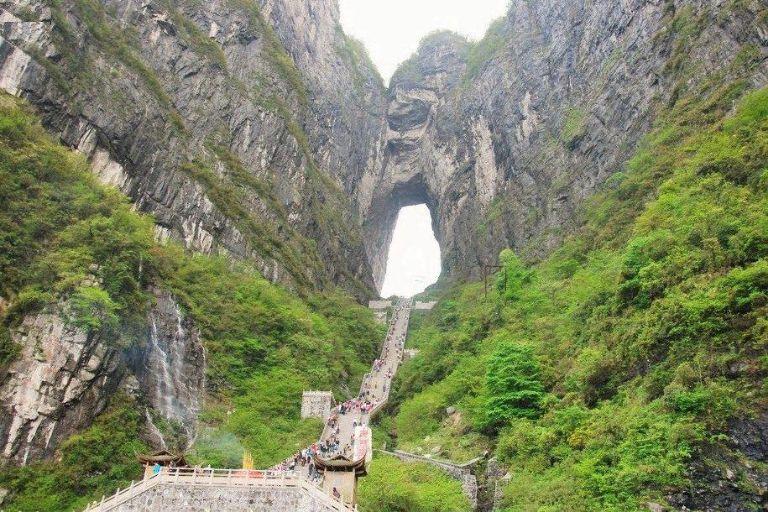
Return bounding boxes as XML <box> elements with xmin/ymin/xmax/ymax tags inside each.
<box><xmin>357</xmin><ymin>1</ymin><xmax>768</xmax><ymax>288</ymax></box>
<box><xmin>0</xmin><ymin>304</ymin><xmax>121</xmax><ymax>464</ymax></box>
<box><xmin>0</xmin><ymin>0</ymin><xmax>385</xmax><ymax>298</ymax></box>
<box><xmin>125</xmin><ymin>289</ymin><xmax>206</xmax><ymax>450</ymax></box>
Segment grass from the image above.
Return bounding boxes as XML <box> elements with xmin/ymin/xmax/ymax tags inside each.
<box><xmin>463</xmin><ymin>18</ymin><xmax>506</xmax><ymax>85</ymax></box>
<box><xmin>357</xmin><ymin>455</ymin><xmax>472</xmax><ymax>512</ymax></box>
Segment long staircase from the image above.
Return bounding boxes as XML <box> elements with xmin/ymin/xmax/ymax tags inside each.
<box><xmin>83</xmin><ymin>299</ymin><xmax>413</xmax><ymax>512</ymax></box>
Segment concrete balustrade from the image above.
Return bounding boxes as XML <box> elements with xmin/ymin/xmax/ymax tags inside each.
<box><xmin>83</xmin><ymin>468</ymin><xmax>357</xmax><ymax>512</ymax></box>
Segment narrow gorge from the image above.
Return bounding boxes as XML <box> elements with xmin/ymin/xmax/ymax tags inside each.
<box><xmin>0</xmin><ymin>0</ymin><xmax>767</xmax><ymax>510</ymax></box>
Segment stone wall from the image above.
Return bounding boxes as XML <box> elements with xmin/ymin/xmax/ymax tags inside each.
<box><xmin>301</xmin><ymin>391</ymin><xmax>334</xmax><ymax>420</ymax></box>
<box><xmin>485</xmin><ymin>457</ymin><xmax>510</xmax><ymax>511</ymax></box>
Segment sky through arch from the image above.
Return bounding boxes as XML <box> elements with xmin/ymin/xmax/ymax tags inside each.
<box><xmin>380</xmin><ymin>205</ymin><xmax>441</xmax><ymax>298</ymax></box>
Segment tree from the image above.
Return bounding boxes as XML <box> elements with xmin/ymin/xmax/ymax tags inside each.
<box><xmin>479</xmin><ymin>342</ymin><xmax>544</xmax><ymax>433</ymax></box>
<box><xmin>497</xmin><ymin>249</ymin><xmax>531</xmax><ymax>302</ymax></box>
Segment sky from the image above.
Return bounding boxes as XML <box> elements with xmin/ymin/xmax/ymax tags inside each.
<box><xmin>379</xmin><ymin>205</ymin><xmax>442</xmax><ymax>298</ymax></box>
<box><xmin>338</xmin><ymin>0</ymin><xmax>509</xmax><ymax>84</ymax></box>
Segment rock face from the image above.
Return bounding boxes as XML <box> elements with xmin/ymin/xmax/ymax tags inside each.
<box><xmin>358</xmin><ymin>0</ymin><xmax>768</xmax><ymax>288</ymax></box>
<box><xmin>126</xmin><ymin>289</ymin><xmax>206</xmax><ymax>450</ymax></box>
<box><xmin>0</xmin><ymin>305</ymin><xmax>121</xmax><ymax>464</ymax></box>
<box><xmin>1</xmin><ymin>0</ymin><xmax>767</xmax><ymax>474</ymax></box>
<box><xmin>1</xmin><ymin>0</ymin><xmax>764</xmax><ymax>291</ymax></box>
<box><xmin>667</xmin><ymin>414</ymin><xmax>768</xmax><ymax>511</ymax></box>
<box><xmin>0</xmin><ymin>0</ymin><xmax>385</xmax><ymax>296</ymax></box>
<box><xmin>0</xmin><ymin>289</ymin><xmax>206</xmax><ymax>465</ymax></box>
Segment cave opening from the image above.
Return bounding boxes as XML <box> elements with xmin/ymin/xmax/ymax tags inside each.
<box><xmin>379</xmin><ymin>204</ymin><xmax>441</xmax><ymax>298</ymax></box>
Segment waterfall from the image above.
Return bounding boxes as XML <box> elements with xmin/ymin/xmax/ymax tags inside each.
<box><xmin>139</xmin><ymin>291</ymin><xmax>206</xmax><ymax>451</ymax></box>
<box><xmin>148</xmin><ymin>316</ymin><xmax>176</xmax><ymax>419</ymax></box>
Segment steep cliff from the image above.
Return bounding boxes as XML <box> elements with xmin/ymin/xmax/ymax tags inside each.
<box><xmin>0</xmin><ymin>0</ymin><xmax>767</xmax><ymax>509</ymax></box>
<box><xmin>0</xmin><ymin>0</ymin><xmax>385</xmax><ymax>296</ymax></box>
<box><xmin>0</xmin><ymin>93</ymin><xmax>384</xmax><ymax>510</ymax></box>
<box><xmin>359</xmin><ymin>0</ymin><xmax>768</xmax><ymax>288</ymax></box>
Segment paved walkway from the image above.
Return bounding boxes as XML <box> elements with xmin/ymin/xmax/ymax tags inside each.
<box><xmin>319</xmin><ymin>299</ymin><xmax>411</xmax><ymax>457</ymax></box>
<box><xmin>277</xmin><ymin>299</ymin><xmax>412</xmax><ymax>481</ymax></box>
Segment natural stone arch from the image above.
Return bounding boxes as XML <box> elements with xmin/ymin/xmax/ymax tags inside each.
<box><xmin>363</xmin><ymin>172</ymin><xmax>441</xmax><ymax>292</ymax></box>
<box><xmin>359</xmin><ymin>32</ymin><xmax>472</xmax><ymax>294</ymax></box>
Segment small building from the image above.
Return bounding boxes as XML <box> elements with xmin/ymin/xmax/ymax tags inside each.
<box><xmin>301</xmin><ymin>390</ymin><xmax>334</xmax><ymax>420</ymax></box>
<box><xmin>138</xmin><ymin>450</ymin><xmax>187</xmax><ymax>479</ymax></box>
<box><xmin>314</xmin><ymin>453</ymin><xmax>368</xmax><ymax>507</ymax></box>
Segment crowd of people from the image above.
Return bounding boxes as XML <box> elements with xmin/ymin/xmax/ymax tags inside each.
<box><xmin>271</xmin><ymin>300</ymin><xmax>413</xmax><ymax>497</ymax></box>
<box><xmin>272</xmin><ymin>446</ymin><xmax>322</xmax><ymax>482</ymax></box>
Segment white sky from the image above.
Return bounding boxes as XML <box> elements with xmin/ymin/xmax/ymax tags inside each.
<box><xmin>380</xmin><ymin>205</ymin><xmax>442</xmax><ymax>298</ymax></box>
<box><xmin>338</xmin><ymin>0</ymin><xmax>509</xmax><ymax>83</ymax></box>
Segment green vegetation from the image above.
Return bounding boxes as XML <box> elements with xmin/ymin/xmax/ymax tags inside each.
<box><xmin>0</xmin><ymin>93</ymin><xmax>384</xmax><ymax>507</ymax></box>
<box><xmin>463</xmin><ymin>17</ymin><xmax>507</xmax><ymax>84</ymax></box>
<box><xmin>389</xmin><ymin>81</ymin><xmax>768</xmax><ymax>510</ymax></box>
<box><xmin>336</xmin><ymin>29</ymin><xmax>384</xmax><ymax>92</ymax></box>
<box><xmin>0</xmin><ymin>395</ymin><xmax>149</xmax><ymax>512</ymax></box>
<box><xmin>478</xmin><ymin>341</ymin><xmax>544</xmax><ymax>433</ymax></box>
<box><xmin>156</xmin><ymin>250</ymin><xmax>384</xmax><ymax>466</ymax></box>
<box><xmin>0</xmin><ymin>94</ymin><xmax>154</xmax><ymax>347</ymax></box>
<box><xmin>560</xmin><ymin>107</ymin><xmax>587</xmax><ymax>149</ymax></box>
<box><xmin>357</xmin><ymin>456</ymin><xmax>472</xmax><ymax>512</ymax></box>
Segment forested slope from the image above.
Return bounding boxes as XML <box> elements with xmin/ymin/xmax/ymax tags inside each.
<box><xmin>388</xmin><ymin>80</ymin><xmax>768</xmax><ymax>511</ymax></box>
<box><xmin>0</xmin><ymin>94</ymin><xmax>384</xmax><ymax>511</ymax></box>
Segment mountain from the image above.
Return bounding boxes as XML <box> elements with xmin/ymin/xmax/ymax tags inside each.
<box><xmin>0</xmin><ymin>0</ymin><xmax>766</xmax><ymax>510</ymax></box>
<box><xmin>0</xmin><ymin>0</ymin><xmax>385</xmax><ymax>296</ymax></box>
<box><xmin>360</xmin><ymin>0</ymin><xmax>767</xmax><ymax>287</ymax></box>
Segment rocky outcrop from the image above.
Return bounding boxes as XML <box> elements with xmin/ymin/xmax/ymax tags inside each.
<box><xmin>2</xmin><ymin>0</ymin><xmax>764</xmax><ymax>293</ymax></box>
<box><xmin>126</xmin><ymin>289</ymin><xmax>206</xmax><ymax>450</ymax></box>
<box><xmin>667</xmin><ymin>414</ymin><xmax>768</xmax><ymax>512</ymax></box>
<box><xmin>358</xmin><ymin>0</ymin><xmax>768</xmax><ymax>288</ymax></box>
<box><xmin>0</xmin><ymin>304</ymin><xmax>121</xmax><ymax>464</ymax></box>
<box><xmin>0</xmin><ymin>0</ymin><xmax>384</xmax><ymax>296</ymax></box>
<box><xmin>0</xmin><ymin>288</ymin><xmax>206</xmax><ymax>465</ymax></box>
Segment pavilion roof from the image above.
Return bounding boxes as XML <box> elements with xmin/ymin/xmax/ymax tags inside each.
<box><xmin>137</xmin><ymin>450</ymin><xmax>187</xmax><ymax>466</ymax></box>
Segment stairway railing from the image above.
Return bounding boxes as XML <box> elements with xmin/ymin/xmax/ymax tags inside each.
<box><xmin>83</xmin><ymin>468</ymin><xmax>355</xmax><ymax>512</ymax></box>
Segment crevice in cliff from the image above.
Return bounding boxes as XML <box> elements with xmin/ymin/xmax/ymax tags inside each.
<box><xmin>365</xmin><ymin>174</ymin><xmax>441</xmax><ymax>293</ymax></box>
